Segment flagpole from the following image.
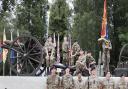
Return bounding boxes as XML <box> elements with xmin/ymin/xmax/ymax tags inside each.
<box><xmin>17</xmin><ymin>30</ymin><xmax>19</xmax><ymax>76</ymax></box>
<box><xmin>9</xmin><ymin>29</ymin><xmax>14</xmax><ymax>76</ymax></box>
<box><xmin>3</xmin><ymin>29</ymin><xmax>7</xmax><ymax>76</ymax></box>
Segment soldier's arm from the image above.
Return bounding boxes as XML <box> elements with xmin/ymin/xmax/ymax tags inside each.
<box><xmin>50</xmin><ymin>47</ymin><xmax>55</xmax><ymax>57</ymax></box>
<box><xmin>109</xmin><ymin>41</ymin><xmax>112</xmax><ymax>50</ymax></box>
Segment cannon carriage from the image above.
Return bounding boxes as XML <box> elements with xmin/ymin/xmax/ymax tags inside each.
<box><xmin>2</xmin><ymin>36</ymin><xmax>46</xmax><ymax>76</ymax></box>
<box><xmin>2</xmin><ymin>35</ymin><xmax>91</xmax><ymax>76</ymax></box>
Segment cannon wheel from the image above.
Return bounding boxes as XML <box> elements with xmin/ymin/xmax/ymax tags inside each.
<box><xmin>8</xmin><ymin>36</ymin><xmax>44</xmax><ymax>76</ymax></box>
<box><xmin>118</xmin><ymin>44</ymin><xmax>128</xmax><ymax>67</ymax></box>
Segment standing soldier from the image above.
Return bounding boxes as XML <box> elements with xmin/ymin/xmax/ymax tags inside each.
<box><xmin>117</xmin><ymin>74</ymin><xmax>127</xmax><ymax>89</ymax></box>
<box><xmin>85</xmin><ymin>67</ymin><xmax>102</xmax><ymax>89</ymax></box>
<box><xmin>75</xmin><ymin>49</ymin><xmax>86</xmax><ymax>75</ymax></box>
<box><xmin>45</xmin><ymin>36</ymin><xmax>56</xmax><ymax>74</ymax></box>
<box><xmin>102</xmin><ymin>72</ymin><xmax>115</xmax><ymax>89</ymax></box>
<box><xmin>74</xmin><ymin>72</ymin><xmax>85</xmax><ymax>89</ymax></box>
<box><xmin>61</xmin><ymin>67</ymin><xmax>74</xmax><ymax>89</ymax></box>
<box><xmin>47</xmin><ymin>66</ymin><xmax>60</xmax><ymax>89</ymax></box>
<box><xmin>102</xmin><ymin>39</ymin><xmax>112</xmax><ymax>75</ymax></box>
<box><xmin>71</xmin><ymin>41</ymin><xmax>80</xmax><ymax>66</ymax></box>
<box><xmin>62</xmin><ymin>36</ymin><xmax>69</xmax><ymax>65</ymax></box>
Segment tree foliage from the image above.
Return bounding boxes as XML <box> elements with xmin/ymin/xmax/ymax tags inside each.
<box><xmin>16</xmin><ymin>0</ymin><xmax>47</xmax><ymax>40</ymax></box>
<box><xmin>73</xmin><ymin>0</ymin><xmax>99</xmax><ymax>59</ymax></box>
<box><xmin>49</xmin><ymin>0</ymin><xmax>71</xmax><ymax>37</ymax></box>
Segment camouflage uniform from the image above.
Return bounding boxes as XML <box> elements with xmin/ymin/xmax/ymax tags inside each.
<box><xmin>75</xmin><ymin>55</ymin><xmax>86</xmax><ymax>75</ymax></box>
<box><xmin>102</xmin><ymin>40</ymin><xmax>112</xmax><ymax>73</ymax></box>
<box><xmin>71</xmin><ymin>42</ymin><xmax>80</xmax><ymax>66</ymax></box>
<box><xmin>86</xmin><ymin>55</ymin><xmax>95</xmax><ymax>68</ymax></box>
<box><xmin>62</xmin><ymin>40</ymin><xmax>69</xmax><ymax>65</ymax></box>
<box><xmin>74</xmin><ymin>77</ymin><xmax>85</xmax><ymax>89</ymax></box>
<box><xmin>47</xmin><ymin>75</ymin><xmax>60</xmax><ymax>89</ymax></box>
<box><xmin>117</xmin><ymin>79</ymin><xmax>127</xmax><ymax>89</ymax></box>
<box><xmin>45</xmin><ymin>40</ymin><xmax>55</xmax><ymax>67</ymax></box>
<box><xmin>61</xmin><ymin>74</ymin><xmax>74</xmax><ymax>89</ymax></box>
<box><xmin>85</xmin><ymin>76</ymin><xmax>102</xmax><ymax>89</ymax></box>
<box><xmin>102</xmin><ymin>78</ymin><xmax>115</xmax><ymax>89</ymax></box>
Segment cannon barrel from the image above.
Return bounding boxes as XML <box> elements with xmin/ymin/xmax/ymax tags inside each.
<box><xmin>1</xmin><ymin>40</ymin><xmax>13</xmax><ymax>49</ymax></box>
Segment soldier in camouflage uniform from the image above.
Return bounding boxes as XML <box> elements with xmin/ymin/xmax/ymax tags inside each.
<box><xmin>85</xmin><ymin>67</ymin><xmax>102</xmax><ymax>89</ymax></box>
<box><xmin>47</xmin><ymin>67</ymin><xmax>60</xmax><ymax>89</ymax></box>
<box><xmin>62</xmin><ymin>36</ymin><xmax>69</xmax><ymax>65</ymax></box>
<box><xmin>61</xmin><ymin>67</ymin><xmax>74</xmax><ymax>89</ymax></box>
<box><xmin>74</xmin><ymin>72</ymin><xmax>85</xmax><ymax>89</ymax></box>
<box><xmin>102</xmin><ymin>40</ymin><xmax>112</xmax><ymax>74</ymax></box>
<box><xmin>102</xmin><ymin>72</ymin><xmax>115</xmax><ymax>89</ymax></box>
<box><xmin>71</xmin><ymin>41</ymin><xmax>80</xmax><ymax>66</ymax></box>
<box><xmin>86</xmin><ymin>51</ymin><xmax>96</xmax><ymax>69</ymax></box>
<box><xmin>45</xmin><ymin>36</ymin><xmax>56</xmax><ymax>74</ymax></box>
<box><xmin>75</xmin><ymin>50</ymin><xmax>86</xmax><ymax>75</ymax></box>
<box><xmin>117</xmin><ymin>74</ymin><xmax>127</xmax><ymax>89</ymax></box>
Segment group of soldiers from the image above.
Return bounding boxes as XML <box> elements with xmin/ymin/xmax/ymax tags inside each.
<box><xmin>47</xmin><ymin>66</ymin><xmax>128</xmax><ymax>89</ymax></box>
<box><xmin>44</xmin><ymin>35</ymin><xmax>96</xmax><ymax>75</ymax></box>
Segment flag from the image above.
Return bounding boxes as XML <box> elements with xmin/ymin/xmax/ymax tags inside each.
<box><xmin>10</xmin><ymin>49</ymin><xmax>15</xmax><ymax>63</ymax></box>
<box><xmin>2</xmin><ymin>29</ymin><xmax>8</xmax><ymax>63</ymax></box>
<box><xmin>10</xmin><ymin>29</ymin><xmax>15</xmax><ymax>63</ymax></box>
<box><xmin>0</xmin><ymin>41</ymin><xmax>2</xmax><ymax>63</ymax></box>
<box><xmin>101</xmin><ymin>0</ymin><xmax>108</xmax><ymax>39</ymax></box>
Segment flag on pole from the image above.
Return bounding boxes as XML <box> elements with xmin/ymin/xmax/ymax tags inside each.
<box><xmin>10</xmin><ymin>29</ymin><xmax>15</xmax><ymax>63</ymax></box>
<box><xmin>101</xmin><ymin>0</ymin><xmax>108</xmax><ymax>39</ymax></box>
<box><xmin>2</xmin><ymin>29</ymin><xmax>8</xmax><ymax>64</ymax></box>
<box><xmin>10</xmin><ymin>49</ymin><xmax>15</xmax><ymax>63</ymax></box>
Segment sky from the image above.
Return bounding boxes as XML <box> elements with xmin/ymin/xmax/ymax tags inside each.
<box><xmin>48</xmin><ymin>0</ymin><xmax>74</xmax><ymax>9</ymax></box>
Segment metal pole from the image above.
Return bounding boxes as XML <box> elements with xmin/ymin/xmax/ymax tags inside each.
<box><xmin>17</xmin><ymin>30</ymin><xmax>19</xmax><ymax>76</ymax></box>
<box><xmin>9</xmin><ymin>29</ymin><xmax>14</xmax><ymax>76</ymax></box>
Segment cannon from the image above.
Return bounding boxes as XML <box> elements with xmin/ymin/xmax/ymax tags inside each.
<box><xmin>115</xmin><ymin>44</ymin><xmax>128</xmax><ymax>77</ymax></box>
<box><xmin>2</xmin><ymin>36</ymin><xmax>45</xmax><ymax>76</ymax></box>
<box><xmin>2</xmin><ymin>35</ymin><xmax>90</xmax><ymax>76</ymax></box>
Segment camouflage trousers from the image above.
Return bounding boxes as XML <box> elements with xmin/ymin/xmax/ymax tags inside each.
<box><xmin>46</xmin><ymin>56</ymin><xmax>55</xmax><ymax>67</ymax></box>
<box><xmin>62</xmin><ymin>53</ymin><xmax>69</xmax><ymax>65</ymax></box>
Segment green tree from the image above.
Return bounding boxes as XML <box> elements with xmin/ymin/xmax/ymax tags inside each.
<box><xmin>16</xmin><ymin>0</ymin><xmax>47</xmax><ymax>40</ymax></box>
<box><xmin>73</xmin><ymin>0</ymin><xmax>100</xmax><ymax>59</ymax></box>
<box><xmin>49</xmin><ymin>0</ymin><xmax>71</xmax><ymax>37</ymax></box>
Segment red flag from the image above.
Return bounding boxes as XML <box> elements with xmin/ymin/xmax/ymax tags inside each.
<box><xmin>101</xmin><ymin>0</ymin><xmax>107</xmax><ymax>38</ymax></box>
